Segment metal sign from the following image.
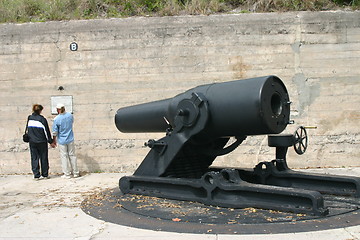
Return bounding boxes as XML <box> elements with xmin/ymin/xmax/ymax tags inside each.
<box><xmin>51</xmin><ymin>95</ymin><xmax>73</xmax><ymax>114</ymax></box>
<box><xmin>70</xmin><ymin>42</ymin><xmax>78</xmax><ymax>51</ymax></box>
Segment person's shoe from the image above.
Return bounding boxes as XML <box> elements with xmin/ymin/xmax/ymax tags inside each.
<box><xmin>61</xmin><ymin>175</ymin><xmax>71</xmax><ymax>179</ymax></box>
<box><xmin>40</xmin><ymin>176</ymin><xmax>50</xmax><ymax>180</ymax></box>
<box><xmin>73</xmin><ymin>174</ymin><xmax>80</xmax><ymax>178</ymax></box>
<box><xmin>33</xmin><ymin>177</ymin><xmax>40</xmax><ymax>181</ymax></box>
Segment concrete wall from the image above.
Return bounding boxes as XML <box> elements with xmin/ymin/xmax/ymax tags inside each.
<box><xmin>0</xmin><ymin>11</ymin><xmax>359</xmax><ymax>174</ymax></box>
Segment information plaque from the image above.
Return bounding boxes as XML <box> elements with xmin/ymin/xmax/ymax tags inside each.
<box><xmin>51</xmin><ymin>96</ymin><xmax>73</xmax><ymax>114</ymax></box>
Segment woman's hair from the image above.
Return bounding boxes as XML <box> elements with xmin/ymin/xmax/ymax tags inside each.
<box><xmin>32</xmin><ymin>104</ymin><xmax>43</xmax><ymax>114</ymax></box>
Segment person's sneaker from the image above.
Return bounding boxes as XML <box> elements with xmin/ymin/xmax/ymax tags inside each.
<box><xmin>73</xmin><ymin>174</ymin><xmax>80</xmax><ymax>178</ymax></box>
<box><xmin>40</xmin><ymin>176</ymin><xmax>50</xmax><ymax>180</ymax></box>
<box><xmin>61</xmin><ymin>175</ymin><xmax>71</xmax><ymax>179</ymax></box>
<box><xmin>33</xmin><ymin>177</ymin><xmax>40</xmax><ymax>181</ymax></box>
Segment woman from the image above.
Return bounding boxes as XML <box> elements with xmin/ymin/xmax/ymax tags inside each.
<box><xmin>26</xmin><ymin>104</ymin><xmax>55</xmax><ymax>180</ymax></box>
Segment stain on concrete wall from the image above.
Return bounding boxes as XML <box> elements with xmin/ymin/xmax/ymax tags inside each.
<box><xmin>292</xmin><ymin>73</ymin><xmax>321</xmax><ymax>116</ymax></box>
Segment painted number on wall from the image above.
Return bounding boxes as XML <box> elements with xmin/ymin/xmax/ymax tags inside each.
<box><xmin>70</xmin><ymin>42</ymin><xmax>78</xmax><ymax>51</ymax></box>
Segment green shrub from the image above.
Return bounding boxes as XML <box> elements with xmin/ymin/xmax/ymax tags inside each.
<box><xmin>0</xmin><ymin>0</ymin><xmax>358</xmax><ymax>23</ymax></box>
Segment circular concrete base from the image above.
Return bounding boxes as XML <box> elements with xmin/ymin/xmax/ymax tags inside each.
<box><xmin>81</xmin><ymin>188</ymin><xmax>360</xmax><ymax>234</ymax></box>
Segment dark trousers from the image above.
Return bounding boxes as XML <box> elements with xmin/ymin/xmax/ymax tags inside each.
<box><xmin>29</xmin><ymin>142</ymin><xmax>49</xmax><ymax>178</ymax></box>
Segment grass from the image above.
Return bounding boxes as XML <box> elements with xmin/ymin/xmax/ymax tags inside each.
<box><xmin>0</xmin><ymin>0</ymin><xmax>359</xmax><ymax>23</ymax></box>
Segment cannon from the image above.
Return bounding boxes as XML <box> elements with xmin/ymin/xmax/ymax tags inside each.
<box><xmin>115</xmin><ymin>76</ymin><xmax>360</xmax><ymax>216</ymax></box>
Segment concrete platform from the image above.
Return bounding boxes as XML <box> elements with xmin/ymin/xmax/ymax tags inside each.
<box><xmin>0</xmin><ymin>168</ymin><xmax>359</xmax><ymax>240</ymax></box>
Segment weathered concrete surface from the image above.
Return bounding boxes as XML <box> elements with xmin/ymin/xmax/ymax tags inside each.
<box><xmin>0</xmin><ymin>169</ymin><xmax>359</xmax><ymax>239</ymax></box>
<box><xmin>0</xmin><ymin>11</ymin><xmax>359</xmax><ymax>174</ymax></box>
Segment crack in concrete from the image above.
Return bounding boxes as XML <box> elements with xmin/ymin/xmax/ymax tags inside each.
<box><xmin>50</xmin><ymin>31</ymin><xmax>62</xmax><ymax>63</ymax></box>
<box><xmin>344</xmin><ymin>227</ymin><xmax>359</xmax><ymax>240</ymax></box>
<box><xmin>89</xmin><ymin>221</ymin><xmax>107</xmax><ymax>240</ymax></box>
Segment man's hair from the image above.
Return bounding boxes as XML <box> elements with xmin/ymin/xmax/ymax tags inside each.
<box><xmin>32</xmin><ymin>104</ymin><xmax>43</xmax><ymax>114</ymax></box>
<box><xmin>59</xmin><ymin>107</ymin><xmax>65</xmax><ymax>114</ymax></box>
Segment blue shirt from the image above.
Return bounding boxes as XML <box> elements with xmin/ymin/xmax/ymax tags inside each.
<box><xmin>52</xmin><ymin>112</ymin><xmax>74</xmax><ymax>145</ymax></box>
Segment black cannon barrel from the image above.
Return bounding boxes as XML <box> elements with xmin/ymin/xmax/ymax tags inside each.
<box><xmin>115</xmin><ymin>75</ymin><xmax>290</xmax><ymax>136</ymax></box>
<box><xmin>115</xmin><ymin>98</ymin><xmax>171</xmax><ymax>133</ymax></box>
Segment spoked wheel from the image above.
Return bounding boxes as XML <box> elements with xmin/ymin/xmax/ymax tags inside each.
<box><xmin>294</xmin><ymin>126</ymin><xmax>308</xmax><ymax>155</ymax></box>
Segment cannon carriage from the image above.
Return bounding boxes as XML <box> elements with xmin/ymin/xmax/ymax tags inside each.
<box><xmin>115</xmin><ymin>75</ymin><xmax>360</xmax><ymax>216</ymax></box>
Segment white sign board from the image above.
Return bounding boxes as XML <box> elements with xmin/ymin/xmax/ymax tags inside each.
<box><xmin>51</xmin><ymin>96</ymin><xmax>73</xmax><ymax>114</ymax></box>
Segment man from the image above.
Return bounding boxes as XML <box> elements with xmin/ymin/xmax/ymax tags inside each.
<box><xmin>52</xmin><ymin>103</ymin><xmax>79</xmax><ymax>178</ymax></box>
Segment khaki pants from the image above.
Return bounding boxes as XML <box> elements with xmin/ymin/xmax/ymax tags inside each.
<box><xmin>59</xmin><ymin>141</ymin><xmax>79</xmax><ymax>176</ymax></box>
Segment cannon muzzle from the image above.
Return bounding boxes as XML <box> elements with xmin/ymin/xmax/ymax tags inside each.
<box><xmin>115</xmin><ymin>75</ymin><xmax>290</xmax><ymax>137</ymax></box>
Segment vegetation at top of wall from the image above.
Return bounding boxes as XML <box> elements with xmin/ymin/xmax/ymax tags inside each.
<box><xmin>0</xmin><ymin>0</ymin><xmax>359</xmax><ymax>23</ymax></box>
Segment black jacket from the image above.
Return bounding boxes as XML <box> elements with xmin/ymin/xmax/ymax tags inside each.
<box><xmin>27</xmin><ymin>113</ymin><xmax>53</xmax><ymax>144</ymax></box>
